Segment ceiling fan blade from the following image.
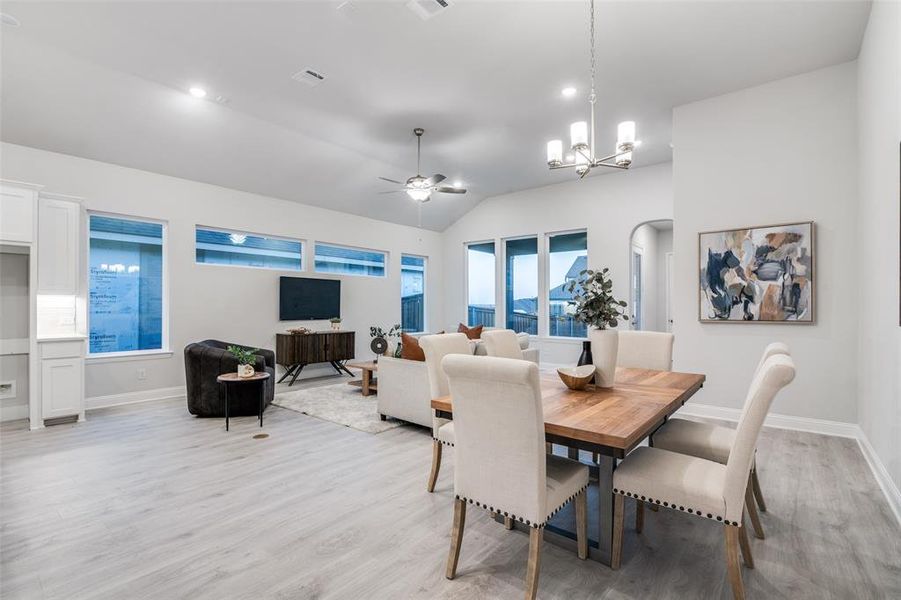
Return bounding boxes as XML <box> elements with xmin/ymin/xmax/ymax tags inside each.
<box><xmin>378</xmin><ymin>176</ymin><xmax>404</xmax><ymax>184</ymax></box>
<box><xmin>434</xmin><ymin>186</ymin><xmax>467</xmax><ymax>194</ymax></box>
<box><xmin>423</xmin><ymin>174</ymin><xmax>446</xmax><ymax>186</ymax></box>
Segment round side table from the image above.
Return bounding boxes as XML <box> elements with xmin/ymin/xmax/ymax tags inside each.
<box><xmin>216</xmin><ymin>371</ymin><xmax>271</xmax><ymax>431</ymax></box>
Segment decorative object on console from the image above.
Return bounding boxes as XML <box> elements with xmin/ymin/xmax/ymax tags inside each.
<box><xmin>566</xmin><ymin>267</ymin><xmax>629</xmax><ymax>388</ymax></box>
<box><xmin>456</xmin><ymin>323</ymin><xmax>483</xmax><ymax>339</ymax></box>
<box><xmin>557</xmin><ymin>365</ymin><xmax>597</xmax><ymax>391</ymax></box>
<box><xmin>576</xmin><ymin>340</ymin><xmax>593</xmax><ymax>367</ymax></box>
<box><xmin>329</xmin><ymin>317</ymin><xmax>342</xmax><ymax>330</ymax></box>
<box><xmin>287</xmin><ymin>327</ymin><xmax>312</xmax><ymax>335</ymax></box>
<box><xmin>227</xmin><ymin>345</ymin><xmax>259</xmax><ymax>378</ymax></box>
<box><xmin>545</xmin><ymin>0</ymin><xmax>637</xmax><ymax>177</ymax></box>
<box><xmin>699</xmin><ymin>221</ymin><xmax>814</xmax><ymax>323</ymax></box>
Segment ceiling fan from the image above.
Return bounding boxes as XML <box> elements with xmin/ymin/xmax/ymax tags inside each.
<box><xmin>378</xmin><ymin>128</ymin><xmax>467</xmax><ymax>203</ymax></box>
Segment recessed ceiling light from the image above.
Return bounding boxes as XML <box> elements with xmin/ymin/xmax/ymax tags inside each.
<box><xmin>561</xmin><ymin>87</ymin><xmax>577</xmax><ymax>98</ymax></box>
<box><xmin>0</xmin><ymin>13</ymin><xmax>21</xmax><ymax>27</ymax></box>
<box><xmin>189</xmin><ymin>86</ymin><xmax>207</xmax><ymax>99</ymax></box>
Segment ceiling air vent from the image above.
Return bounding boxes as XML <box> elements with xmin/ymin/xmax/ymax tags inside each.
<box><xmin>406</xmin><ymin>0</ymin><xmax>449</xmax><ymax>21</ymax></box>
<box><xmin>292</xmin><ymin>68</ymin><xmax>326</xmax><ymax>88</ymax></box>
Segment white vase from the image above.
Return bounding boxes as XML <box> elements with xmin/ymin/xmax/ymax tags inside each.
<box><xmin>590</xmin><ymin>328</ymin><xmax>619</xmax><ymax>388</ymax></box>
<box><xmin>237</xmin><ymin>363</ymin><xmax>255</xmax><ymax>378</ymax></box>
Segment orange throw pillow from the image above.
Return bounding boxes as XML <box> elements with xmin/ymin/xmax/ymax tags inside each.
<box><xmin>457</xmin><ymin>323</ymin><xmax>483</xmax><ymax>340</ymax></box>
<box><xmin>400</xmin><ymin>332</ymin><xmax>426</xmax><ymax>361</ymax></box>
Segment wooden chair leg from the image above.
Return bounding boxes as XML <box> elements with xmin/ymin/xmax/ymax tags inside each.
<box><xmin>724</xmin><ymin>525</ymin><xmax>746</xmax><ymax>600</ymax></box>
<box><xmin>427</xmin><ymin>440</ymin><xmax>442</xmax><ymax>493</ymax></box>
<box><xmin>611</xmin><ymin>493</ymin><xmax>625</xmax><ymax>570</ymax></box>
<box><xmin>745</xmin><ymin>485</ymin><xmax>765</xmax><ymax>539</ymax></box>
<box><xmin>635</xmin><ymin>499</ymin><xmax>644</xmax><ymax>533</ymax></box>
<box><xmin>575</xmin><ymin>490</ymin><xmax>588</xmax><ymax>559</ymax></box>
<box><xmin>738</xmin><ymin>516</ymin><xmax>754</xmax><ymax>569</ymax></box>
<box><xmin>504</xmin><ymin>517</ymin><xmax>514</xmax><ymax>530</ymax></box>
<box><xmin>525</xmin><ymin>527</ymin><xmax>543</xmax><ymax>600</ymax></box>
<box><xmin>751</xmin><ymin>468</ymin><xmax>767</xmax><ymax>513</ymax></box>
<box><xmin>446</xmin><ymin>498</ymin><xmax>466</xmax><ymax>579</ymax></box>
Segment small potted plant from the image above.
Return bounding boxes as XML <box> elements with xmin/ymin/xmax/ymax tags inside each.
<box><xmin>227</xmin><ymin>345</ymin><xmax>258</xmax><ymax>378</ymax></box>
<box><xmin>329</xmin><ymin>317</ymin><xmax>342</xmax><ymax>331</ymax></box>
<box><xmin>566</xmin><ymin>268</ymin><xmax>629</xmax><ymax>387</ymax></box>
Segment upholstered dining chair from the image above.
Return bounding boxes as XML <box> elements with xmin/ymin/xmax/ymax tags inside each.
<box><xmin>616</xmin><ymin>330</ymin><xmax>675</xmax><ymax>371</ymax></box>
<box><xmin>420</xmin><ymin>333</ymin><xmax>473</xmax><ymax>493</ymax></box>
<box><xmin>650</xmin><ymin>342</ymin><xmax>790</xmax><ymax>538</ymax></box>
<box><xmin>481</xmin><ymin>329</ymin><xmax>525</xmax><ymax>360</ymax></box>
<box><xmin>442</xmin><ymin>354</ymin><xmax>589</xmax><ymax>600</ymax></box>
<box><xmin>611</xmin><ymin>354</ymin><xmax>796</xmax><ymax>600</ymax></box>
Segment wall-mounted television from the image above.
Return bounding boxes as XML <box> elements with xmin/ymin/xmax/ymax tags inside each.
<box><xmin>279</xmin><ymin>277</ymin><xmax>340</xmax><ymax>321</ymax></box>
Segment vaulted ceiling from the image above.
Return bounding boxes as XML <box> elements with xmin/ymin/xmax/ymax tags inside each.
<box><xmin>0</xmin><ymin>1</ymin><xmax>870</xmax><ymax>230</ymax></box>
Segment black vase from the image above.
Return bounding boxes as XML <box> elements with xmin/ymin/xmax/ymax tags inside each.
<box><xmin>577</xmin><ymin>340</ymin><xmax>593</xmax><ymax>366</ymax></box>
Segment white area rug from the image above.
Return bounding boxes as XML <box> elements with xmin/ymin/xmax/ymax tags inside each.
<box><xmin>273</xmin><ymin>382</ymin><xmax>401</xmax><ymax>434</ymax></box>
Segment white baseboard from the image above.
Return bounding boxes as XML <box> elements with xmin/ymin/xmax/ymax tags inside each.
<box><xmin>675</xmin><ymin>401</ymin><xmax>860</xmax><ymax>438</ymax></box>
<box><xmin>676</xmin><ymin>401</ymin><xmax>900</xmax><ymax>527</ymax></box>
<box><xmin>86</xmin><ymin>386</ymin><xmax>184</xmax><ymax>410</ymax></box>
<box><xmin>855</xmin><ymin>430</ymin><xmax>901</xmax><ymax>528</ymax></box>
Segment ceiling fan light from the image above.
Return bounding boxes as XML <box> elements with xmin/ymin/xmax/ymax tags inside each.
<box><xmin>406</xmin><ymin>189</ymin><xmax>431</xmax><ymax>202</ymax></box>
<box><xmin>547</xmin><ymin>140</ymin><xmax>563</xmax><ymax>166</ymax></box>
<box><xmin>570</xmin><ymin>121</ymin><xmax>589</xmax><ymax>150</ymax></box>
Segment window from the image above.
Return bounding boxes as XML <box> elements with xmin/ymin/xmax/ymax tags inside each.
<box><xmin>195</xmin><ymin>226</ymin><xmax>302</xmax><ymax>271</ymax></box>
<box><xmin>401</xmin><ymin>255</ymin><xmax>426</xmax><ymax>332</ymax></box>
<box><xmin>466</xmin><ymin>241</ymin><xmax>496</xmax><ymax>327</ymax></box>
<box><xmin>548</xmin><ymin>231</ymin><xmax>588</xmax><ymax>337</ymax></box>
<box><xmin>89</xmin><ymin>215</ymin><xmax>165</xmax><ymax>354</ymax></box>
<box><xmin>314</xmin><ymin>243</ymin><xmax>386</xmax><ymax>277</ymax></box>
<box><xmin>505</xmin><ymin>237</ymin><xmax>538</xmax><ymax>334</ymax></box>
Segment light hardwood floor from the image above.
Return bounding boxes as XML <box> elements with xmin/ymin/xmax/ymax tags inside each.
<box><xmin>2</xmin><ymin>381</ymin><xmax>899</xmax><ymax>599</ymax></box>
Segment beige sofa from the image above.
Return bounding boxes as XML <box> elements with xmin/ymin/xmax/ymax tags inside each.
<box><xmin>377</xmin><ymin>332</ymin><xmax>539</xmax><ymax>428</ymax></box>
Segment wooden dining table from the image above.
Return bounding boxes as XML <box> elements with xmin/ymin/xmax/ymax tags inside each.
<box><xmin>431</xmin><ymin>366</ymin><xmax>706</xmax><ymax>566</ymax></box>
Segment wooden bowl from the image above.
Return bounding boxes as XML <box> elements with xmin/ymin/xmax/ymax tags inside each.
<box><xmin>557</xmin><ymin>365</ymin><xmax>596</xmax><ymax>391</ymax></box>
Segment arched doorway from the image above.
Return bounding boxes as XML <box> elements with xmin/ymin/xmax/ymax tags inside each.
<box><xmin>628</xmin><ymin>219</ymin><xmax>673</xmax><ymax>332</ymax></box>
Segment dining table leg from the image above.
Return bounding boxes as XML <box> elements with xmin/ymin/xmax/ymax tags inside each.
<box><xmin>596</xmin><ymin>454</ymin><xmax>616</xmax><ymax>565</ymax></box>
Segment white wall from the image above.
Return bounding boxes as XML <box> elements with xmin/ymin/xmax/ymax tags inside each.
<box><xmin>0</xmin><ymin>143</ymin><xmax>443</xmax><ymax>400</ymax></box>
<box><xmin>655</xmin><ymin>228</ymin><xmax>673</xmax><ymax>332</ymax></box>
<box><xmin>672</xmin><ymin>62</ymin><xmax>859</xmax><ymax>423</ymax></box>
<box><xmin>442</xmin><ymin>163</ymin><xmax>673</xmax><ymax>365</ymax></box>
<box><xmin>856</xmin><ymin>1</ymin><xmax>900</xmax><ymax>492</ymax></box>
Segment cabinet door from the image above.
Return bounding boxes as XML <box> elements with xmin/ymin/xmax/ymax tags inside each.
<box><xmin>0</xmin><ymin>184</ymin><xmax>36</xmax><ymax>243</ymax></box>
<box><xmin>38</xmin><ymin>198</ymin><xmax>80</xmax><ymax>294</ymax></box>
<box><xmin>41</xmin><ymin>358</ymin><xmax>84</xmax><ymax>419</ymax></box>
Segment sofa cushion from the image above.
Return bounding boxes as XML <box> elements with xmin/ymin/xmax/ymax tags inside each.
<box><xmin>400</xmin><ymin>332</ymin><xmax>426</xmax><ymax>361</ymax></box>
<box><xmin>457</xmin><ymin>323</ymin><xmax>483</xmax><ymax>339</ymax></box>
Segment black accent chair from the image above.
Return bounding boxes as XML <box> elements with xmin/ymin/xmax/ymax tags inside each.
<box><xmin>184</xmin><ymin>340</ymin><xmax>275</xmax><ymax>417</ymax></box>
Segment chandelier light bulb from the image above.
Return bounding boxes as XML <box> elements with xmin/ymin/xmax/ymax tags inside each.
<box><xmin>617</xmin><ymin>121</ymin><xmax>636</xmax><ymax>151</ymax></box>
<box><xmin>570</xmin><ymin>121</ymin><xmax>589</xmax><ymax>150</ymax></box>
<box><xmin>547</xmin><ymin>140</ymin><xmax>563</xmax><ymax>166</ymax></box>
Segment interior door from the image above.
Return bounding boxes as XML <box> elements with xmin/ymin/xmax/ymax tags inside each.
<box><xmin>631</xmin><ymin>246</ymin><xmax>643</xmax><ymax>330</ymax></box>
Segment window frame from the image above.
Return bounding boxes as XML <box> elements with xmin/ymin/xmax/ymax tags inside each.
<box><xmin>546</xmin><ymin>228</ymin><xmax>589</xmax><ymax>339</ymax></box>
<box><xmin>313</xmin><ymin>241</ymin><xmax>389</xmax><ymax>278</ymax></box>
<box><xmin>502</xmin><ymin>234</ymin><xmax>540</xmax><ymax>335</ymax></box>
<box><xmin>194</xmin><ymin>225</ymin><xmax>305</xmax><ymax>272</ymax></box>
<box><xmin>464</xmin><ymin>239</ymin><xmax>499</xmax><ymax>328</ymax></box>
<box><xmin>86</xmin><ymin>211</ymin><xmax>170</xmax><ymax>359</ymax></box>
<box><xmin>400</xmin><ymin>253</ymin><xmax>427</xmax><ymax>334</ymax></box>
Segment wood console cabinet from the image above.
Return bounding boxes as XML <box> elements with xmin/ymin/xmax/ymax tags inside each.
<box><xmin>275</xmin><ymin>331</ymin><xmax>355</xmax><ymax>385</ymax></box>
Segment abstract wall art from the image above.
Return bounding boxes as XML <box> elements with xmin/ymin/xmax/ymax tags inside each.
<box><xmin>699</xmin><ymin>222</ymin><xmax>814</xmax><ymax>323</ymax></box>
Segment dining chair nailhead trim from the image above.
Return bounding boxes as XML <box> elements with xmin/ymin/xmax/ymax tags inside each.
<box><xmin>432</xmin><ymin>437</ymin><xmax>455</xmax><ymax>447</ymax></box>
<box><xmin>613</xmin><ymin>488</ymin><xmax>740</xmax><ymax>527</ymax></box>
<box><xmin>455</xmin><ymin>483</ymin><xmax>589</xmax><ymax>529</ymax></box>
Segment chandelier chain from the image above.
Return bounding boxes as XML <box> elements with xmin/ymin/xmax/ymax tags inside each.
<box><xmin>589</xmin><ymin>0</ymin><xmax>596</xmax><ymax>106</ymax></box>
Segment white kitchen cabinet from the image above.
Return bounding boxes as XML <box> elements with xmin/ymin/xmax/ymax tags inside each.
<box><xmin>0</xmin><ymin>182</ymin><xmax>39</xmax><ymax>244</ymax></box>
<box><xmin>39</xmin><ymin>340</ymin><xmax>85</xmax><ymax>421</ymax></box>
<box><xmin>38</xmin><ymin>196</ymin><xmax>81</xmax><ymax>294</ymax></box>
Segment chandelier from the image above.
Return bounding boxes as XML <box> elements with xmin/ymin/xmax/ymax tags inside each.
<box><xmin>546</xmin><ymin>0</ymin><xmax>637</xmax><ymax>177</ymax></box>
